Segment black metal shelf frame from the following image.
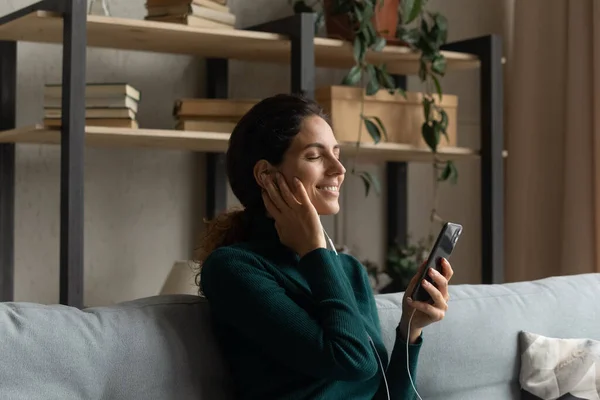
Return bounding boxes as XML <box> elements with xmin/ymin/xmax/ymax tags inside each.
<box><xmin>0</xmin><ymin>0</ymin><xmax>504</xmax><ymax>308</ymax></box>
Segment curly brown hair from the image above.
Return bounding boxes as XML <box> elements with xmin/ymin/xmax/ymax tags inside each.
<box><xmin>193</xmin><ymin>93</ymin><xmax>330</xmax><ymax>293</ymax></box>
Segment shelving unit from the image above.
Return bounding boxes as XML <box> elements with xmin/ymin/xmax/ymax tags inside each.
<box><xmin>0</xmin><ymin>0</ymin><xmax>505</xmax><ymax>308</ymax></box>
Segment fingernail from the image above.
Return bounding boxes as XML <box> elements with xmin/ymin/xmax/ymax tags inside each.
<box><xmin>422</xmin><ymin>279</ymin><xmax>429</xmax><ymax>286</ymax></box>
<box><xmin>407</xmin><ymin>297</ymin><xmax>413</xmax><ymax>303</ymax></box>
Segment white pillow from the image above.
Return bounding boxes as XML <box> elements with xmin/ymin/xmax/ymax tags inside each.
<box><xmin>519</xmin><ymin>331</ymin><xmax>600</xmax><ymax>400</ymax></box>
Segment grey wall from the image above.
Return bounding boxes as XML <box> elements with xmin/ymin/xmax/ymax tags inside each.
<box><xmin>4</xmin><ymin>0</ymin><xmax>204</xmax><ymax>306</ymax></box>
<box><xmin>5</xmin><ymin>0</ymin><xmax>509</xmax><ymax>306</ymax></box>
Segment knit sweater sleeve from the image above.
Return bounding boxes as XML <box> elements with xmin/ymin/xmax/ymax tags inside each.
<box><xmin>200</xmin><ymin>246</ymin><xmax>379</xmax><ymax>382</ymax></box>
<box><xmin>361</xmin><ymin>267</ymin><xmax>423</xmax><ymax>400</ymax></box>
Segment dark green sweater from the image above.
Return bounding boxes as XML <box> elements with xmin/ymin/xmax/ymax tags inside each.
<box><xmin>200</xmin><ymin>212</ymin><xmax>422</xmax><ymax>400</ymax></box>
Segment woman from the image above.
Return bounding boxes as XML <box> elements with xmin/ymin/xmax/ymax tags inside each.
<box><xmin>196</xmin><ymin>93</ymin><xmax>453</xmax><ymax>400</ymax></box>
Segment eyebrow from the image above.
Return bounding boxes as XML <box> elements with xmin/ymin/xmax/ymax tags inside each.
<box><xmin>303</xmin><ymin>143</ymin><xmax>341</xmax><ymax>150</ymax></box>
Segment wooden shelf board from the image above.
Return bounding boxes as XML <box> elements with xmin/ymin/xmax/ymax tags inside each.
<box><xmin>0</xmin><ymin>125</ymin><xmax>504</xmax><ymax>163</ymax></box>
<box><xmin>0</xmin><ymin>11</ymin><xmax>479</xmax><ymax>75</ymax></box>
<box><xmin>0</xmin><ymin>125</ymin><xmax>231</xmax><ymax>153</ymax></box>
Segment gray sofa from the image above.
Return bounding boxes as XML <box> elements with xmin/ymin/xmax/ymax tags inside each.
<box><xmin>1</xmin><ymin>272</ymin><xmax>599</xmax><ymax>399</ymax></box>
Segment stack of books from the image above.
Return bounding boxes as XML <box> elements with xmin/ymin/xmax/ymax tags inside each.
<box><xmin>43</xmin><ymin>83</ymin><xmax>141</xmax><ymax>129</ymax></box>
<box><xmin>173</xmin><ymin>98</ymin><xmax>257</xmax><ymax>132</ymax></box>
<box><xmin>144</xmin><ymin>0</ymin><xmax>235</xmax><ymax>29</ymax></box>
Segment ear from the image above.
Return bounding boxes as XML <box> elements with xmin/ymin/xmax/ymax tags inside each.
<box><xmin>253</xmin><ymin>159</ymin><xmax>273</xmax><ymax>190</ymax></box>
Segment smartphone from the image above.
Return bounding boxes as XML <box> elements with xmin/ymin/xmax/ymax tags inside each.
<box><xmin>410</xmin><ymin>222</ymin><xmax>462</xmax><ymax>303</ymax></box>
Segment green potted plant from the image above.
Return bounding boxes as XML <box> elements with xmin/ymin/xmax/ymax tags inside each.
<box><xmin>291</xmin><ymin>0</ymin><xmax>458</xmax><ymax>196</ymax></box>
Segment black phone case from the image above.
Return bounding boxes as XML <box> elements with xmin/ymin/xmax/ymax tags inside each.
<box><xmin>410</xmin><ymin>222</ymin><xmax>462</xmax><ymax>303</ymax></box>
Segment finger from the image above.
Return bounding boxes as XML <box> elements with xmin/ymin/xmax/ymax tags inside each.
<box><xmin>421</xmin><ymin>278</ymin><xmax>448</xmax><ymax>311</ymax></box>
<box><xmin>265</xmin><ymin>174</ymin><xmax>289</xmax><ymax>211</ymax></box>
<box><xmin>405</xmin><ymin>261</ymin><xmax>427</xmax><ymax>299</ymax></box>
<box><xmin>428</xmin><ymin>267</ymin><xmax>449</xmax><ymax>301</ymax></box>
<box><xmin>276</xmin><ymin>173</ymin><xmax>301</xmax><ymax>207</ymax></box>
<box><xmin>441</xmin><ymin>258</ymin><xmax>454</xmax><ymax>281</ymax></box>
<box><xmin>261</xmin><ymin>189</ymin><xmax>281</xmax><ymax>217</ymax></box>
<box><xmin>408</xmin><ymin>299</ymin><xmax>446</xmax><ymax>322</ymax></box>
<box><xmin>292</xmin><ymin>177</ymin><xmax>312</xmax><ymax>206</ymax></box>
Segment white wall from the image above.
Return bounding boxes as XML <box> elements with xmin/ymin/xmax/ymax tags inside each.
<box><xmin>4</xmin><ymin>0</ymin><xmax>204</xmax><ymax>306</ymax></box>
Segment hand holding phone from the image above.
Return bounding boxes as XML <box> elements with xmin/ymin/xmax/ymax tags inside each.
<box><xmin>410</xmin><ymin>222</ymin><xmax>462</xmax><ymax>304</ymax></box>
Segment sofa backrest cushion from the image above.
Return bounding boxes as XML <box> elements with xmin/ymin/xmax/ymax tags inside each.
<box><xmin>0</xmin><ymin>295</ymin><xmax>233</xmax><ymax>400</ymax></box>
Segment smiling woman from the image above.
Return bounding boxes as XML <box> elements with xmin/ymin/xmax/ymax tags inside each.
<box><xmin>193</xmin><ymin>93</ymin><xmax>454</xmax><ymax>400</ymax></box>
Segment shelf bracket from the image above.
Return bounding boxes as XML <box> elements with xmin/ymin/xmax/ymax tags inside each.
<box><xmin>0</xmin><ymin>40</ymin><xmax>16</xmax><ymax>302</ymax></box>
<box><xmin>443</xmin><ymin>35</ymin><xmax>504</xmax><ymax>284</ymax></box>
<box><xmin>246</xmin><ymin>13</ymin><xmax>316</xmax><ymax>99</ymax></box>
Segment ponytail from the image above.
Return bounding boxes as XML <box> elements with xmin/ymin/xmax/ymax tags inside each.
<box><xmin>193</xmin><ymin>207</ymin><xmax>249</xmax><ymax>293</ymax></box>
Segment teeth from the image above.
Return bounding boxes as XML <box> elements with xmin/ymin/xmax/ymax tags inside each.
<box><xmin>319</xmin><ymin>186</ymin><xmax>338</xmax><ymax>191</ymax></box>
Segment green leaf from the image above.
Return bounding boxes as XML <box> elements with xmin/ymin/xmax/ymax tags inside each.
<box><xmin>418</xmin><ymin>59</ymin><xmax>427</xmax><ymax>81</ymax></box>
<box><xmin>431</xmin><ymin>74</ymin><xmax>443</xmax><ymax>99</ymax></box>
<box><xmin>363</xmin><ymin>117</ymin><xmax>382</xmax><ymax>143</ymax></box>
<box><xmin>366</xmin><ymin>78</ymin><xmax>379</xmax><ymax>95</ymax></box>
<box><xmin>398</xmin><ymin>27</ymin><xmax>420</xmax><ymax>46</ymax></box>
<box><xmin>353</xmin><ymin>4</ymin><xmax>363</xmax><ymax>23</ymax></box>
<box><xmin>401</xmin><ymin>0</ymin><xmax>423</xmax><ymax>24</ymax></box>
<box><xmin>432</xmin><ymin>120</ymin><xmax>442</xmax><ymax>147</ymax></box>
<box><xmin>432</xmin><ymin>54</ymin><xmax>447</xmax><ymax>76</ymax></box>
<box><xmin>433</xmin><ymin>13</ymin><xmax>448</xmax><ymax>45</ymax></box>
<box><xmin>365</xmin><ymin>115</ymin><xmax>388</xmax><ymax>141</ymax></box>
<box><xmin>423</xmin><ymin>97</ymin><xmax>433</xmax><ymax>121</ymax></box>
<box><xmin>357</xmin><ymin>170</ymin><xmax>381</xmax><ymax>196</ymax></box>
<box><xmin>372</xmin><ymin>36</ymin><xmax>386</xmax><ymax>52</ymax></box>
<box><xmin>353</xmin><ymin>34</ymin><xmax>366</xmax><ymax>63</ymax></box>
<box><xmin>440</xmin><ymin>109</ymin><xmax>449</xmax><ymax>133</ymax></box>
<box><xmin>439</xmin><ymin>161</ymin><xmax>458</xmax><ymax>183</ymax></box>
<box><xmin>421</xmin><ymin>122</ymin><xmax>438</xmax><ymax>152</ymax></box>
<box><xmin>365</xmin><ymin>65</ymin><xmax>379</xmax><ymax>95</ymax></box>
<box><xmin>375</xmin><ymin>65</ymin><xmax>396</xmax><ymax>92</ymax></box>
<box><xmin>342</xmin><ymin>65</ymin><xmax>362</xmax><ymax>86</ymax></box>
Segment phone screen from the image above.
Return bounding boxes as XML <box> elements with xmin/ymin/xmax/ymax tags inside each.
<box><xmin>410</xmin><ymin>222</ymin><xmax>462</xmax><ymax>303</ymax></box>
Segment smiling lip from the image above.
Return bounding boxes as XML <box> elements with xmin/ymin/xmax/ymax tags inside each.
<box><xmin>316</xmin><ymin>185</ymin><xmax>340</xmax><ymax>195</ymax></box>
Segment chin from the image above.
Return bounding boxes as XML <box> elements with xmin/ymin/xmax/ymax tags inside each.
<box><xmin>315</xmin><ymin>202</ymin><xmax>341</xmax><ymax>216</ymax></box>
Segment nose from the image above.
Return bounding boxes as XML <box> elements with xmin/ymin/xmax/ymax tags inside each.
<box><xmin>327</xmin><ymin>156</ymin><xmax>346</xmax><ymax>176</ymax></box>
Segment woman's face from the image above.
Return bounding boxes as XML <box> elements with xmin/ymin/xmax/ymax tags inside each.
<box><xmin>277</xmin><ymin>115</ymin><xmax>346</xmax><ymax>215</ymax></box>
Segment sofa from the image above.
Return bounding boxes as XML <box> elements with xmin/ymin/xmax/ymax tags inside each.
<box><xmin>1</xmin><ymin>272</ymin><xmax>599</xmax><ymax>400</ymax></box>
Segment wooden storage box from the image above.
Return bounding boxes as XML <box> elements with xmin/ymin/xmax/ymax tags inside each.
<box><xmin>315</xmin><ymin>86</ymin><xmax>458</xmax><ymax>148</ymax></box>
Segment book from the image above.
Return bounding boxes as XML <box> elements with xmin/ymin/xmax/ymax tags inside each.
<box><xmin>144</xmin><ymin>14</ymin><xmax>234</xmax><ymax>29</ymax></box>
<box><xmin>173</xmin><ymin>98</ymin><xmax>258</xmax><ymax>117</ymax></box>
<box><xmin>43</xmin><ymin>96</ymin><xmax>139</xmax><ymax>113</ymax></box>
<box><xmin>43</xmin><ymin>119</ymin><xmax>139</xmax><ymax>129</ymax></box>
<box><xmin>146</xmin><ymin>0</ymin><xmax>230</xmax><ymax>17</ymax></box>
<box><xmin>44</xmin><ymin>108</ymin><xmax>136</xmax><ymax>120</ymax></box>
<box><xmin>44</xmin><ymin>83</ymin><xmax>141</xmax><ymax>101</ymax></box>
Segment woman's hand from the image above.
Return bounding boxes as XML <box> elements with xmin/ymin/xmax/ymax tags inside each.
<box><xmin>397</xmin><ymin>258</ymin><xmax>454</xmax><ymax>343</ymax></box>
<box><xmin>261</xmin><ymin>172</ymin><xmax>326</xmax><ymax>257</ymax></box>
